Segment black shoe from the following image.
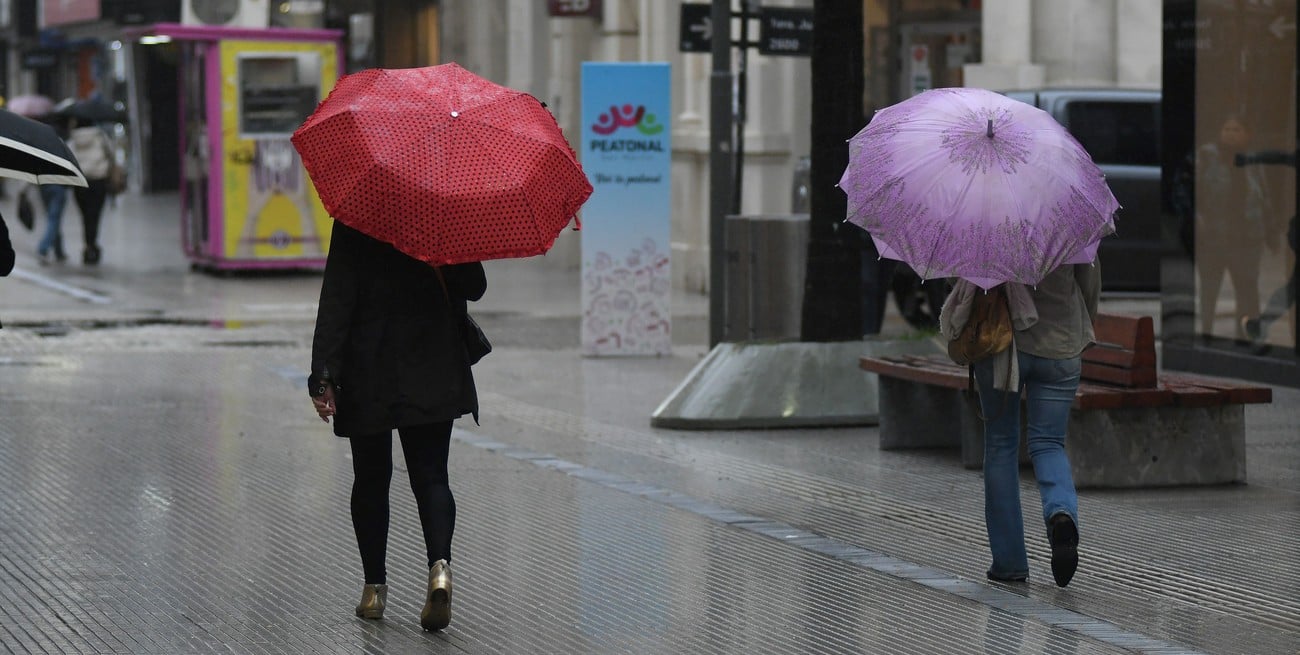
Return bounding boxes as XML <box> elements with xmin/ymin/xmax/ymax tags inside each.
<box><xmin>1048</xmin><ymin>513</ymin><xmax>1078</xmax><ymax>588</ymax></box>
<box><xmin>1242</xmin><ymin>316</ymin><xmax>1264</xmax><ymax>342</ymax></box>
<box><xmin>986</xmin><ymin>569</ymin><xmax>1028</xmax><ymax>583</ymax></box>
<box><xmin>83</xmin><ymin>245</ymin><xmax>101</xmax><ymax>265</ymax></box>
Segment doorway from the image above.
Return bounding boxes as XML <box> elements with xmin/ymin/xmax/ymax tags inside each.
<box><xmin>898</xmin><ymin>22</ymin><xmax>981</xmax><ymax>99</ymax></box>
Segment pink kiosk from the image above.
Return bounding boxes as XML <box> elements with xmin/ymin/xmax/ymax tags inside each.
<box><xmin>129</xmin><ymin>24</ymin><xmax>342</xmax><ymax>271</ymax></box>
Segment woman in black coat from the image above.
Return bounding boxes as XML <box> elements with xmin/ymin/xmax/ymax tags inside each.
<box><xmin>309</xmin><ymin>221</ymin><xmax>486</xmax><ymax>631</ymax></box>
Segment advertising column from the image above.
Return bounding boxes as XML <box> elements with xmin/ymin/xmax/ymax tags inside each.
<box><xmin>580</xmin><ymin>63</ymin><xmax>672</xmax><ymax>356</ymax></box>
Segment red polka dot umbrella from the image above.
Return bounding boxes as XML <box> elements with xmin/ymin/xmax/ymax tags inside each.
<box><xmin>291</xmin><ymin>63</ymin><xmax>593</xmax><ymax>265</ymax></box>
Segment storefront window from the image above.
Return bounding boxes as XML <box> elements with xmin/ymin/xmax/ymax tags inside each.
<box><xmin>237</xmin><ymin>54</ymin><xmax>322</xmax><ymax>137</ymax></box>
<box><xmin>866</xmin><ymin>0</ymin><xmax>981</xmax><ymax>111</ymax></box>
<box><xmin>1163</xmin><ymin>1</ymin><xmax>1297</xmax><ymax>385</ymax></box>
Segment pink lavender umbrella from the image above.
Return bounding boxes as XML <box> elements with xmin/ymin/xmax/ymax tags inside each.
<box><xmin>839</xmin><ymin>87</ymin><xmax>1118</xmax><ymax>289</ymax></box>
<box><xmin>6</xmin><ymin>94</ymin><xmax>54</xmax><ymax>118</ymax></box>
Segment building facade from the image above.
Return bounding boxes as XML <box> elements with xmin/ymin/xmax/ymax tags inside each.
<box><xmin>430</xmin><ymin>1</ymin><xmax>1162</xmax><ymax>292</ymax></box>
<box><xmin>2</xmin><ymin>0</ymin><xmax>1161</xmax><ymax>287</ymax></box>
<box><xmin>4</xmin><ymin>1</ymin><xmax>1290</xmax><ymax>382</ymax></box>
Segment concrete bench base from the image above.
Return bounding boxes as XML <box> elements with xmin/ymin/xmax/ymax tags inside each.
<box><xmin>877</xmin><ymin>377</ymin><xmax>1247</xmax><ymax>488</ymax></box>
<box><xmin>1067</xmin><ymin>405</ymin><xmax>1245</xmax><ymax>487</ymax></box>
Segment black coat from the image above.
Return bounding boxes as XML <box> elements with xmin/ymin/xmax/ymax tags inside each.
<box><xmin>0</xmin><ymin>212</ymin><xmax>12</xmax><ymax>330</ymax></box>
<box><xmin>309</xmin><ymin>222</ymin><xmax>487</xmax><ymax>437</ymax></box>
<box><xmin>0</xmin><ymin>211</ymin><xmax>13</xmax><ymax>277</ymax></box>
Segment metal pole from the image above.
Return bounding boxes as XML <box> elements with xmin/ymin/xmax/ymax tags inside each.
<box><xmin>709</xmin><ymin>0</ymin><xmax>734</xmax><ymax>347</ymax></box>
<box><xmin>733</xmin><ymin>3</ymin><xmax>749</xmax><ymax>216</ymax></box>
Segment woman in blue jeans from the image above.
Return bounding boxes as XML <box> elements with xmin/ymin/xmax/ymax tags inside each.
<box><xmin>35</xmin><ymin>184</ymin><xmax>69</xmax><ymax>264</ymax></box>
<box><xmin>967</xmin><ymin>261</ymin><xmax>1100</xmax><ymax>587</ymax></box>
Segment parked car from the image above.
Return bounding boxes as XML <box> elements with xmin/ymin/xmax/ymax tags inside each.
<box><xmin>1002</xmin><ymin>88</ymin><xmax>1163</xmax><ymax>293</ymax></box>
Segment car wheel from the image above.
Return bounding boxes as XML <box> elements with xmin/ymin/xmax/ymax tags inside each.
<box><xmin>891</xmin><ymin>266</ymin><xmax>949</xmax><ymax>330</ymax></box>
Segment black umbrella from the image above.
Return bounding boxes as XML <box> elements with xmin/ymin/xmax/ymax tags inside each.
<box><xmin>53</xmin><ymin>97</ymin><xmax>127</xmax><ymax>124</ymax></box>
<box><xmin>0</xmin><ymin>110</ymin><xmax>87</xmax><ymax>186</ymax></box>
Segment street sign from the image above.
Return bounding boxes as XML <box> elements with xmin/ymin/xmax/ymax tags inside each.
<box><xmin>21</xmin><ymin>49</ymin><xmax>58</xmax><ymax>69</ymax></box>
<box><xmin>758</xmin><ymin>7</ymin><xmax>813</xmax><ymax>56</ymax></box>
<box><xmin>547</xmin><ymin>0</ymin><xmax>602</xmax><ymax>18</ymax></box>
<box><xmin>679</xmin><ymin>3</ymin><xmax>712</xmax><ymax>53</ymax></box>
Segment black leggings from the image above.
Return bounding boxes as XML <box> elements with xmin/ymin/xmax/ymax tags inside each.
<box><xmin>349</xmin><ymin>422</ymin><xmax>456</xmax><ymax>585</ymax></box>
<box><xmin>73</xmin><ymin>180</ymin><xmax>108</xmax><ymax>249</ymax></box>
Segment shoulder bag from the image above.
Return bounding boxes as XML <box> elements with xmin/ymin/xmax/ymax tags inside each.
<box><xmin>100</xmin><ymin>132</ymin><xmax>126</xmax><ymax>195</ymax></box>
<box><xmin>434</xmin><ymin>267</ymin><xmax>491</xmax><ymax>365</ymax></box>
<box><xmin>947</xmin><ymin>284</ymin><xmax>1012</xmax><ymax>366</ymax></box>
<box><xmin>948</xmin><ymin>284</ymin><xmax>1014</xmax><ymax>422</ymax></box>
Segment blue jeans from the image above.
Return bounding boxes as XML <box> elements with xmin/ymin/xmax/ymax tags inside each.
<box><xmin>36</xmin><ymin>185</ymin><xmax>68</xmax><ymax>257</ymax></box>
<box><xmin>974</xmin><ymin>351</ymin><xmax>1080</xmax><ymax>577</ymax></box>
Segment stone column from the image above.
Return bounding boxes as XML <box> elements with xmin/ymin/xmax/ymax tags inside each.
<box><xmin>598</xmin><ymin>0</ymin><xmax>638</xmax><ymax>61</ymax></box>
<box><xmin>541</xmin><ymin>15</ymin><xmax>597</xmax><ymax>269</ymax></box>
<box><xmin>1116</xmin><ymin>0</ymin><xmax>1162</xmax><ymax>88</ymax></box>
<box><xmin>963</xmin><ymin>0</ymin><xmax>1044</xmax><ymax>89</ymax></box>
<box><xmin>506</xmin><ymin>0</ymin><xmax>550</xmax><ymax>98</ymax></box>
<box><xmin>1034</xmin><ymin>0</ymin><xmax>1117</xmax><ymax>85</ymax></box>
<box><xmin>439</xmin><ymin>0</ymin><xmax>506</xmax><ymax>80</ymax></box>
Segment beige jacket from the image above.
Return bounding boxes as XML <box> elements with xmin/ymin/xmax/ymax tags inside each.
<box><xmin>939</xmin><ymin>262</ymin><xmax>1101</xmax><ymax>391</ymax></box>
<box><xmin>67</xmin><ymin>127</ymin><xmax>113</xmax><ymax>181</ymax></box>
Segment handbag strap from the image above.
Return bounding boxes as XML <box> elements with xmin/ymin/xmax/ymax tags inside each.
<box><xmin>433</xmin><ymin>266</ymin><xmax>454</xmax><ymax>307</ymax></box>
<box><xmin>98</xmin><ymin>130</ymin><xmax>116</xmax><ymax>169</ymax></box>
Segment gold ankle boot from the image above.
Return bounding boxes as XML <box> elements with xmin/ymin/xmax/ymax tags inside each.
<box><xmin>420</xmin><ymin>560</ymin><xmax>453</xmax><ymax>631</ymax></box>
<box><xmin>355</xmin><ymin>583</ymin><xmax>387</xmax><ymax>619</ymax></box>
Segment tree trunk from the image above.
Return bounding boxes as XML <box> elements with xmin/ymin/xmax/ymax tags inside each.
<box><xmin>801</xmin><ymin>0</ymin><xmax>865</xmax><ymax>341</ymax></box>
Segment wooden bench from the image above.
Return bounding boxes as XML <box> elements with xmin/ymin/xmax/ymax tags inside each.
<box><xmin>859</xmin><ymin>314</ymin><xmax>1273</xmax><ymax>488</ymax></box>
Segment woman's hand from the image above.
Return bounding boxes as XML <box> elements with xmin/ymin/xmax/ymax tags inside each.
<box><xmin>312</xmin><ymin>386</ymin><xmax>337</xmax><ymax>423</ymax></box>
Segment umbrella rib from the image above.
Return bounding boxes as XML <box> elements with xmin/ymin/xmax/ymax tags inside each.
<box><xmin>466</xmin><ymin>109</ymin><xmax>571</xmax><ymax>155</ymax></box>
<box><xmin>456</xmin><ymin>122</ymin><xmax>554</xmax><ymax>252</ymax></box>
<box><xmin>910</xmin><ymin>158</ymin><xmax>962</xmax><ymax>280</ymax></box>
<box><xmin>0</xmin><ymin>168</ymin><xmax>86</xmax><ymax>186</ymax></box>
<box><xmin>1026</xmin><ymin>136</ymin><xmax>1115</xmax><ymax>266</ymax></box>
<box><xmin>0</xmin><ymin>135</ymin><xmax>77</xmax><ymax>168</ymax></box>
<box><xmin>1044</xmin><ymin>143</ymin><xmax>1115</xmax><ymax>223</ymax></box>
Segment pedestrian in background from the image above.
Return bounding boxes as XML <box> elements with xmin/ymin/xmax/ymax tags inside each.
<box><xmin>0</xmin><ymin>208</ymin><xmax>15</xmax><ymax>277</ymax></box>
<box><xmin>1195</xmin><ymin>114</ymin><xmax>1270</xmax><ymax>340</ymax></box>
<box><xmin>33</xmin><ymin>183</ymin><xmax>68</xmax><ymax>265</ymax></box>
<box><xmin>940</xmin><ymin>261</ymin><xmax>1100</xmax><ymax>588</ymax></box>
<box><xmin>1245</xmin><ymin>212</ymin><xmax>1297</xmax><ymax>344</ymax></box>
<box><xmin>309</xmin><ymin>221</ymin><xmax>485</xmax><ymax>631</ymax></box>
<box><xmin>65</xmin><ymin>117</ymin><xmax>113</xmax><ymax>265</ymax></box>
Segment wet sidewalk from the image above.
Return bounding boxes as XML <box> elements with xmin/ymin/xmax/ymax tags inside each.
<box><xmin>0</xmin><ymin>191</ymin><xmax>1296</xmax><ymax>653</ymax></box>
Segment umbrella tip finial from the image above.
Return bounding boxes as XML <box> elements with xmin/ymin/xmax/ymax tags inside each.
<box><xmin>986</xmin><ymin>119</ymin><xmax>994</xmax><ymax>138</ymax></box>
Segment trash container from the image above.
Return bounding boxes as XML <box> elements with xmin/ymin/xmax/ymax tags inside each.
<box><xmin>724</xmin><ymin>213</ymin><xmax>809</xmax><ymax>341</ymax></box>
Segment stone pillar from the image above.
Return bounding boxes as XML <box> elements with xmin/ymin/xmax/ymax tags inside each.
<box><xmin>542</xmin><ymin>16</ymin><xmax>597</xmax><ymax>269</ymax></box>
<box><xmin>439</xmin><ymin>0</ymin><xmax>507</xmax><ymax>81</ymax></box>
<box><xmin>963</xmin><ymin>0</ymin><xmax>1044</xmax><ymax>89</ymax></box>
<box><xmin>743</xmin><ymin>54</ymin><xmax>810</xmax><ymax>215</ymax></box>
<box><xmin>1116</xmin><ymin>0</ymin><xmax>1162</xmax><ymax>88</ymax></box>
<box><xmin>599</xmin><ymin>0</ymin><xmax>638</xmax><ymax>61</ymax></box>
<box><xmin>1034</xmin><ymin>0</ymin><xmax>1117</xmax><ymax>85</ymax></box>
<box><xmin>506</xmin><ymin>0</ymin><xmax>550</xmax><ymax>98</ymax></box>
<box><xmin>659</xmin><ymin>0</ymin><xmax>712</xmax><ymax>293</ymax></box>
